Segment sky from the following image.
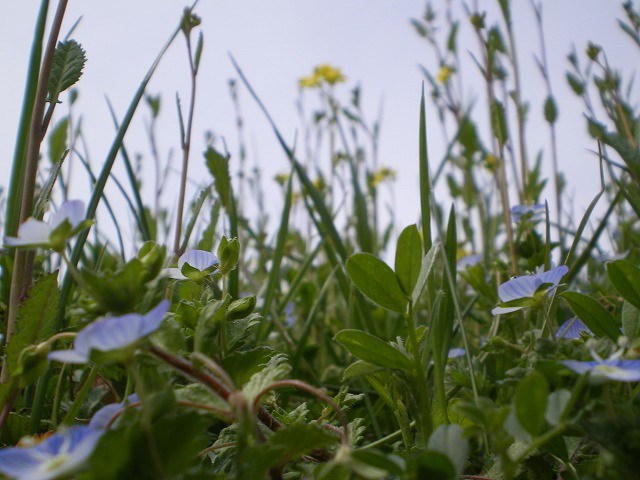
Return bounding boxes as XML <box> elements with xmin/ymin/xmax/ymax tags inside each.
<box><xmin>0</xmin><ymin>1</ymin><xmax>635</xmax><ymax>257</ymax></box>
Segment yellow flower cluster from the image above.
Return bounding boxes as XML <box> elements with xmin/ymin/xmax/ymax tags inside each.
<box><xmin>371</xmin><ymin>167</ymin><xmax>397</xmax><ymax>187</ymax></box>
<box><xmin>436</xmin><ymin>65</ymin><xmax>453</xmax><ymax>85</ymax></box>
<box><xmin>299</xmin><ymin>64</ymin><xmax>346</xmax><ymax>89</ymax></box>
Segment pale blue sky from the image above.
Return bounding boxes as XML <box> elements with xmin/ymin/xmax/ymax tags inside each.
<box><xmin>1</xmin><ymin>1</ymin><xmax>633</xmax><ymax>255</ymax></box>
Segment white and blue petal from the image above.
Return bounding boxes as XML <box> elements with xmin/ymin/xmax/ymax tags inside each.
<box><xmin>178</xmin><ymin>250</ymin><xmax>219</xmax><ymax>272</ymax></box>
<box><xmin>0</xmin><ymin>426</ymin><xmax>101</xmax><ymax>480</ymax></box>
<box><xmin>491</xmin><ymin>305</ymin><xmax>524</xmax><ymax>315</ymax></box>
<box><xmin>49</xmin><ymin>200</ymin><xmax>85</xmax><ymax>231</ymax></box>
<box><xmin>49</xmin><ymin>301</ymin><xmax>169</xmax><ymax>364</ymax></box>
<box><xmin>535</xmin><ymin>265</ymin><xmax>568</xmax><ymax>289</ymax></box>
<box><xmin>557</xmin><ymin>318</ymin><xmax>591</xmax><ymax>339</ymax></box>
<box><xmin>89</xmin><ymin>394</ymin><xmax>140</xmax><ymax>430</ymax></box>
<box><xmin>497</xmin><ymin>275</ymin><xmax>541</xmax><ymax>303</ymax></box>
<box><xmin>4</xmin><ymin>219</ymin><xmax>51</xmax><ymax>247</ymax></box>
<box><xmin>447</xmin><ymin>348</ymin><xmax>466</xmax><ymax>359</ymax></box>
<box><xmin>164</xmin><ymin>267</ymin><xmax>187</xmax><ymax>280</ymax></box>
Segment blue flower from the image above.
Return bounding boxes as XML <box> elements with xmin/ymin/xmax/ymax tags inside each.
<box><xmin>492</xmin><ymin>265</ymin><xmax>568</xmax><ymax>315</ymax></box>
<box><xmin>447</xmin><ymin>348</ymin><xmax>466</xmax><ymax>359</ymax></box>
<box><xmin>457</xmin><ymin>254</ymin><xmax>482</xmax><ymax>269</ymax></box>
<box><xmin>4</xmin><ymin>200</ymin><xmax>88</xmax><ymax>251</ymax></box>
<box><xmin>164</xmin><ymin>250</ymin><xmax>219</xmax><ymax>281</ymax></box>
<box><xmin>557</xmin><ymin>317</ymin><xmax>592</xmax><ymax>339</ymax></box>
<box><xmin>49</xmin><ymin>301</ymin><xmax>169</xmax><ymax>364</ymax></box>
<box><xmin>284</xmin><ymin>302</ymin><xmax>295</xmax><ymax>327</ymax></box>
<box><xmin>561</xmin><ymin>357</ymin><xmax>640</xmax><ymax>384</ymax></box>
<box><xmin>0</xmin><ymin>426</ymin><xmax>101</xmax><ymax>480</ymax></box>
<box><xmin>511</xmin><ymin>204</ymin><xmax>545</xmax><ymax>223</ymax></box>
<box><xmin>89</xmin><ymin>394</ymin><xmax>140</xmax><ymax>430</ymax></box>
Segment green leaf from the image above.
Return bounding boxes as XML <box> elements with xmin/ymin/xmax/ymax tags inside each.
<box><xmin>395</xmin><ymin>224</ymin><xmax>422</xmax><ymax>295</ymax></box>
<box><xmin>48</xmin><ymin>117</ymin><xmax>68</xmax><ymax>165</ymax></box>
<box><xmin>6</xmin><ymin>274</ymin><xmax>58</xmax><ymax>384</ymax></box>
<box><xmin>342</xmin><ymin>360</ymin><xmax>383</xmax><ymax>382</ymax></box>
<box><xmin>622</xmin><ymin>301</ymin><xmax>640</xmax><ymax>341</ymax></box>
<box><xmin>334</xmin><ymin>329</ymin><xmax>412</xmax><ymax>371</ymax></box>
<box><xmin>269</xmin><ymin>423</ymin><xmax>338</xmax><ymax>464</ymax></box>
<box><xmin>544</xmin><ymin>95</ymin><xmax>558</xmax><ymax>124</ymax></box>
<box><xmin>545</xmin><ymin>389</ymin><xmax>571</xmax><ymax>427</ymax></box>
<box><xmin>242</xmin><ymin>354</ymin><xmax>291</xmax><ymax>403</ymax></box>
<box><xmin>515</xmin><ymin>371</ymin><xmax>549</xmax><ymax>436</ymax></box>
<box><xmin>491</xmin><ymin>100</ymin><xmax>508</xmax><ymax>146</ymax></box>
<box><xmin>427</xmin><ymin>424</ymin><xmax>468</xmax><ymax>479</ymax></box>
<box><xmin>561</xmin><ymin>292</ymin><xmax>620</xmax><ymax>340</ymax></box>
<box><xmin>607</xmin><ymin>260</ymin><xmax>640</xmax><ymax>309</ymax></box>
<box><xmin>205</xmin><ymin>146</ymin><xmax>232</xmax><ymax>210</ymax></box>
<box><xmin>194</xmin><ymin>297</ymin><xmax>229</xmax><ymax>357</ymax></box>
<box><xmin>412</xmin><ymin>242</ymin><xmax>439</xmax><ymax>305</ymax></box>
<box><xmin>47</xmin><ymin>40</ymin><xmax>86</xmax><ymax>101</ymax></box>
<box><xmin>346</xmin><ymin>253</ymin><xmax>407</xmax><ymax>314</ymax></box>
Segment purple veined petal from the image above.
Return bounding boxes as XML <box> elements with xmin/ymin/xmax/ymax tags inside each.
<box><xmin>536</xmin><ymin>265</ymin><xmax>569</xmax><ymax>288</ymax></box>
<box><xmin>49</xmin><ymin>200</ymin><xmax>86</xmax><ymax>230</ymax></box>
<box><xmin>497</xmin><ymin>275</ymin><xmax>542</xmax><ymax>302</ymax></box>
<box><xmin>560</xmin><ymin>360</ymin><xmax>595</xmax><ymax>375</ymax></box>
<box><xmin>178</xmin><ymin>250</ymin><xmax>219</xmax><ymax>272</ymax></box>
<box><xmin>164</xmin><ymin>268</ymin><xmax>186</xmax><ymax>280</ymax></box>
<box><xmin>48</xmin><ymin>349</ymin><xmax>89</xmax><ymax>364</ymax></box>
<box><xmin>4</xmin><ymin>219</ymin><xmax>51</xmax><ymax>247</ymax></box>
<box><xmin>0</xmin><ymin>447</ymin><xmax>42</xmax><ymax>479</ymax></box>
<box><xmin>89</xmin><ymin>394</ymin><xmax>140</xmax><ymax>430</ymax></box>
<box><xmin>0</xmin><ymin>427</ymin><xmax>102</xmax><ymax>480</ymax></box>
<box><xmin>448</xmin><ymin>348</ymin><xmax>466</xmax><ymax>358</ymax></box>
<box><xmin>557</xmin><ymin>317</ymin><xmax>591</xmax><ymax>339</ymax></box>
<box><xmin>491</xmin><ymin>305</ymin><xmax>524</xmax><ymax>316</ymax></box>
<box><xmin>137</xmin><ymin>300</ymin><xmax>170</xmax><ymax>337</ymax></box>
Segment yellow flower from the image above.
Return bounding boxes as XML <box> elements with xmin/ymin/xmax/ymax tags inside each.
<box><xmin>299</xmin><ymin>64</ymin><xmax>346</xmax><ymax>89</ymax></box>
<box><xmin>436</xmin><ymin>65</ymin><xmax>453</xmax><ymax>85</ymax></box>
<box><xmin>484</xmin><ymin>154</ymin><xmax>497</xmax><ymax>171</ymax></box>
<box><xmin>314</xmin><ymin>64</ymin><xmax>346</xmax><ymax>85</ymax></box>
<box><xmin>274</xmin><ymin>172</ymin><xmax>290</xmax><ymax>186</ymax></box>
<box><xmin>298</xmin><ymin>74</ymin><xmax>321</xmax><ymax>89</ymax></box>
<box><xmin>371</xmin><ymin>167</ymin><xmax>397</xmax><ymax>187</ymax></box>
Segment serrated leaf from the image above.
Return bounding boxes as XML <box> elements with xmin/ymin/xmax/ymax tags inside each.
<box><xmin>48</xmin><ymin>40</ymin><xmax>86</xmax><ymax>101</ymax></box>
<box><xmin>561</xmin><ymin>292</ymin><xmax>620</xmax><ymax>340</ymax></box>
<box><xmin>334</xmin><ymin>329</ymin><xmax>412</xmax><ymax>371</ymax></box>
<box><xmin>242</xmin><ymin>354</ymin><xmax>291</xmax><ymax>403</ymax></box>
<box><xmin>269</xmin><ymin>423</ymin><xmax>338</xmax><ymax>464</ymax></box>
<box><xmin>6</xmin><ymin>274</ymin><xmax>58</xmax><ymax>372</ymax></box>
<box><xmin>346</xmin><ymin>253</ymin><xmax>407</xmax><ymax>314</ymax></box>
<box><xmin>342</xmin><ymin>360</ymin><xmax>383</xmax><ymax>382</ymax></box>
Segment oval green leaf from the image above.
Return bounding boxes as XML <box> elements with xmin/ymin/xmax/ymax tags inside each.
<box><xmin>515</xmin><ymin>371</ymin><xmax>549</xmax><ymax>436</ymax></box>
<box><xmin>395</xmin><ymin>224</ymin><xmax>422</xmax><ymax>295</ymax></box>
<box><xmin>346</xmin><ymin>253</ymin><xmax>407</xmax><ymax>313</ymax></box>
<box><xmin>334</xmin><ymin>329</ymin><xmax>412</xmax><ymax>371</ymax></box>
<box><xmin>607</xmin><ymin>260</ymin><xmax>640</xmax><ymax>309</ymax></box>
<box><xmin>561</xmin><ymin>292</ymin><xmax>620</xmax><ymax>341</ymax></box>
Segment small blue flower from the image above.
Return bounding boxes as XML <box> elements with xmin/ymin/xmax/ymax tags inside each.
<box><xmin>89</xmin><ymin>394</ymin><xmax>140</xmax><ymax>430</ymax></box>
<box><xmin>164</xmin><ymin>250</ymin><xmax>219</xmax><ymax>281</ymax></box>
<box><xmin>511</xmin><ymin>204</ymin><xmax>545</xmax><ymax>223</ymax></box>
<box><xmin>557</xmin><ymin>317</ymin><xmax>592</xmax><ymax>339</ymax></box>
<box><xmin>492</xmin><ymin>265</ymin><xmax>568</xmax><ymax>315</ymax></box>
<box><xmin>447</xmin><ymin>348</ymin><xmax>466</xmax><ymax>359</ymax></box>
<box><xmin>4</xmin><ymin>200</ymin><xmax>87</xmax><ymax>251</ymax></box>
<box><xmin>49</xmin><ymin>301</ymin><xmax>169</xmax><ymax>364</ymax></box>
<box><xmin>561</xmin><ymin>357</ymin><xmax>640</xmax><ymax>384</ymax></box>
<box><xmin>284</xmin><ymin>302</ymin><xmax>295</xmax><ymax>327</ymax></box>
<box><xmin>457</xmin><ymin>254</ymin><xmax>482</xmax><ymax>269</ymax></box>
<box><xmin>0</xmin><ymin>426</ymin><xmax>102</xmax><ymax>480</ymax></box>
